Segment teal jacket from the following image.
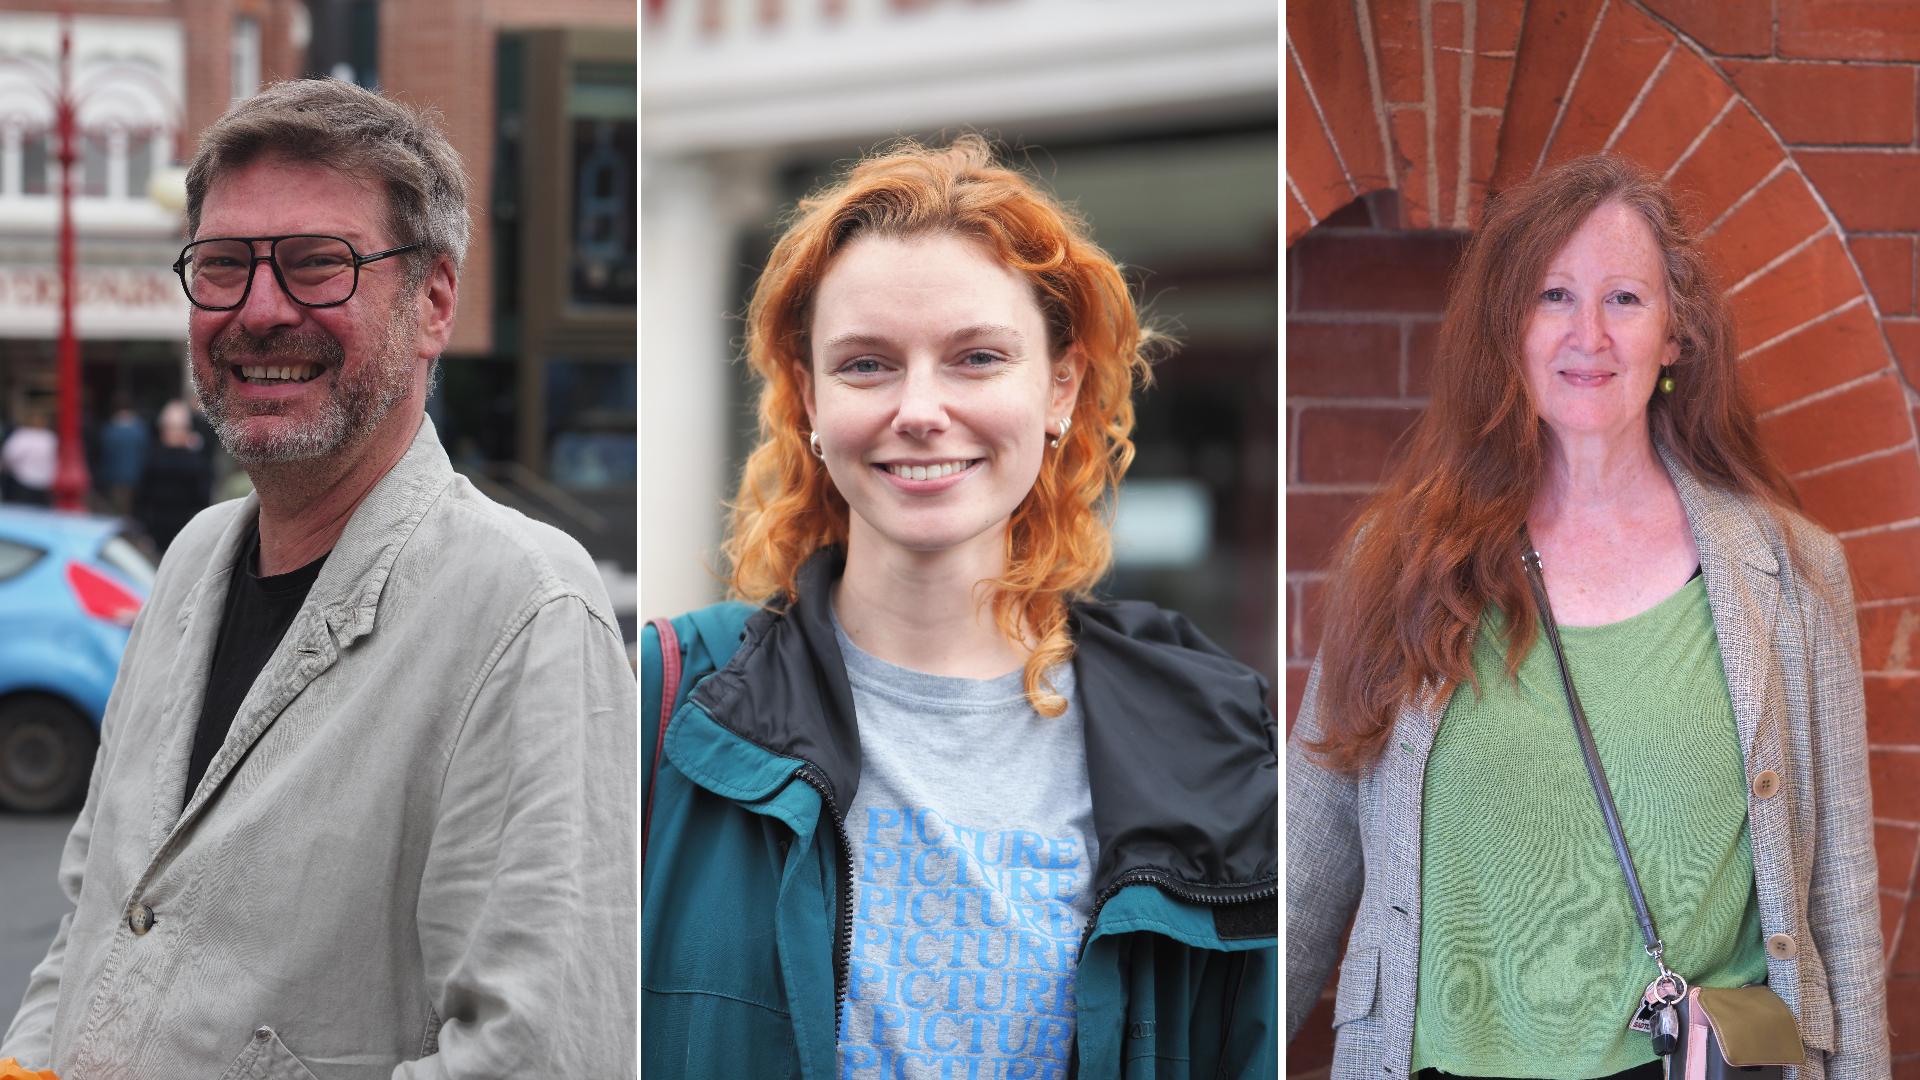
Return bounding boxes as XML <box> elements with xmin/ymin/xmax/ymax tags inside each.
<box><xmin>641</xmin><ymin>552</ymin><xmax>1278</xmax><ymax>1079</ymax></box>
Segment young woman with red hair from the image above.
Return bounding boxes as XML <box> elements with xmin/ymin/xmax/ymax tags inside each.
<box><xmin>642</xmin><ymin>137</ymin><xmax>1277</xmax><ymax>1079</ymax></box>
<box><xmin>1287</xmin><ymin>154</ymin><xmax>1888</xmax><ymax>1080</ymax></box>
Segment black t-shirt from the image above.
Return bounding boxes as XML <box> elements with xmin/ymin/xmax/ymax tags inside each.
<box><xmin>186</xmin><ymin>524</ymin><xmax>327</xmax><ymax>797</ymax></box>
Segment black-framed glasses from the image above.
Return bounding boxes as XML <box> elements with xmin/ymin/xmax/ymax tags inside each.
<box><xmin>172</xmin><ymin>234</ymin><xmax>421</xmax><ymax>312</ymax></box>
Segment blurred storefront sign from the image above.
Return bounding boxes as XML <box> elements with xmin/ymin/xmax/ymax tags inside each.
<box><xmin>0</xmin><ymin>265</ymin><xmax>183</xmax><ymax>339</ymax></box>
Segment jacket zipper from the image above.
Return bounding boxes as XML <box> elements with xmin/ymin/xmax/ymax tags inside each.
<box><xmin>1067</xmin><ymin>870</ymin><xmax>1276</xmax><ymax>1080</ymax></box>
<box><xmin>1075</xmin><ymin>868</ymin><xmax>1280</xmax><ymax>960</ymax></box>
<box><xmin>795</xmin><ymin>764</ymin><xmax>855</xmax><ymax>1037</ymax></box>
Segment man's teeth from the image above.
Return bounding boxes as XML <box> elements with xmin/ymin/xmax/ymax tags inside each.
<box><xmin>239</xmin><ymin>364</ymin><xmax>321</xmax><ymax>383</ymax></box>
<box><xmin>887</xmin><ymin>461</ymin><xmax>970</xmax><ymax>481</ymax></box>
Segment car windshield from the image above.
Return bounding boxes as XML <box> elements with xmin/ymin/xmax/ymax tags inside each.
<box><xmin>98</xmin><ymin>534</ymin><xmax>156</xmax><ymax>590</ymax></box>
<box><xmin>0</xmin><ymin>537</ymin><xmax>43</xmax><ymax>582</ymax></box>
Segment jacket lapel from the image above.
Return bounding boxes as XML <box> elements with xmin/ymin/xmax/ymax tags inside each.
<box><xmin>1661</xmin><ymin>447</ymin><xmax>1784</xmax><ymax>762</ymax></box>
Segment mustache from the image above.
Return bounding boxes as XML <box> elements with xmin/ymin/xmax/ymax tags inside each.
<box><xmin>208</xmin><ymin>327</ymin><xmax>344</xmax><ymax>368</ymax></box>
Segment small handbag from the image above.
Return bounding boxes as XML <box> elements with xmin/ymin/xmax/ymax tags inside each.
<box><xmin>1520</xmin><ymin>544</ymin><xmax>1803</xmax><ymax>1080</ymax></box>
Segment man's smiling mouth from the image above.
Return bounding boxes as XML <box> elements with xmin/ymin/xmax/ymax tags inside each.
<box><xmin>234</xmin><ymin>364</ymin><xmax>324</xmax><ymax>384</ymax></box>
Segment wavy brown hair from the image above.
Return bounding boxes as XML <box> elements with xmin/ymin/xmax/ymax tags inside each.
<box><xmin>725</xmin><ymin>136</ymin><xmax>1158</xmax><ymax>716</ymax></box>
<box><xmin>1307</xmin><ymin>153</ymin><xmax>1799</xmax><ymax>772</ymax></box>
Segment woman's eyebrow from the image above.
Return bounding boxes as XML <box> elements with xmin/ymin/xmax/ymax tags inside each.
<box><xmin>819</xmin><ymin>324</ymin><xmax>1029</xmax><ymax>351</ymax></box>
<box><xmin>817</xmin><ymin>331</ymin><xmax>892</xmax><ymax>351</ymax></box>
<box><xmin>946</xmin><ymin>323</ymin><xmax>1027</xmax><ymax>346</ymax></box>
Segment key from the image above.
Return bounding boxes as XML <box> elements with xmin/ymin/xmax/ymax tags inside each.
<box><xmin>1651</xmin><ymin>1002</ymin><xmax>1681</xmax><ymax>1057</ymax></box>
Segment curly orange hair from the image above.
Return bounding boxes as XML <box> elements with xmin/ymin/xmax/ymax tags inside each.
<box><xmin>725</xmin><ymin>136</ymin><xmax>1158</xmax><ymax>716</ymax></box>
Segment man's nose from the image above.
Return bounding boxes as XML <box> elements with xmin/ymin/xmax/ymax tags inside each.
<box><xmin>233</xmin><ymin>256</ymin><xmax>303</xmax><ymax>337</ymax></box>
<box><xmin>891</xmin><ymin>365</ymin><xmax>950</xmax><ymax>438</ymax></box>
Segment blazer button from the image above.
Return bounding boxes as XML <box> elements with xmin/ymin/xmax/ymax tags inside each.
<box><xmin>1751</xmin><ymin>770</ymin><xmax>1781</xmax><ymax>800</ymax></box>
<box><xmin>1766</xmin><ymin>933</ymin><xmax>1797</xmax><ymax>959</ymax></box>
<box><xmin>128</xmin><ymin>904</ymin><xmax>154</xmax><ymax>936</ymax></box>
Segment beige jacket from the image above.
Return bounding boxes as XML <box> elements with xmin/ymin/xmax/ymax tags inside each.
<box><xmin>0</xmin><ymin>417</ymin><xmax>636</xmax><ymax>1079</ymax></box>
<box><xmin>1286</xmin><ymin>449</ymin><xmax>1890</xmax><ymax>1080</ymax></box>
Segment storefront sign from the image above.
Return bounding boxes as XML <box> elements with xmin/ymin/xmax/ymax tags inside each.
<box><xmin>0</xmin><ymin>265</ymin><xmax>187</xmax><ymax>339</ymax></box>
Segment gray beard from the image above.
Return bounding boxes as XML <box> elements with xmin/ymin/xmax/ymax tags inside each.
<box><xmin>189</xmin><ymin>302</ymin><xmax>418</xmax><ymax>467</ymax></box>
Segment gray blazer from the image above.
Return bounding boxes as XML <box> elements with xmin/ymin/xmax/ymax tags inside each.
<box><xmin>1286</xmin><ymin>449</ymin><xmax>1891</xmax><ymax>1080</ymax></box>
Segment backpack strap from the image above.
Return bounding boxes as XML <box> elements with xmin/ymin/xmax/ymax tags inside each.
<box><xmin>642</xmin><ymin>616</ymin><xmax>683</xmax><ymax>864</ymax></box>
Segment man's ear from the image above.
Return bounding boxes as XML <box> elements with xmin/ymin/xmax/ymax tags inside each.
<box><xmin>415</xmin><ymin>256</ymin><xmax>458</xmax><ymax>359</ymax></box>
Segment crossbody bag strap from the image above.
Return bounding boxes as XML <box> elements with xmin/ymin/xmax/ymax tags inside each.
<box><xmin>642</xmin><ymin>615</ymin><xmax>684</xmax><ymax>866</ymax></box>
<box><xmin>1520</xmin><ymin>542</ymin><xmax>1675</xmax><ymax>977</ymax></box>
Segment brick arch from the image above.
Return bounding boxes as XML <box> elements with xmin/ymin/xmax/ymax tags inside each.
<box><xmin>1288</xmin><ymin>0</ymin><xmax>1920</xmax><ymax>1070</ymax></box>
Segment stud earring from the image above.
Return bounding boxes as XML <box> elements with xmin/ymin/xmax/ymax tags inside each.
<box><xmin>1050</xmin><ymin>416</ymin><xmax>1071</xmax><ymax>449</ymax></box>
<box><xmin>809</xmin><ymin>431</ymin><xmax>824</xmax><ymax>459</ymax></box>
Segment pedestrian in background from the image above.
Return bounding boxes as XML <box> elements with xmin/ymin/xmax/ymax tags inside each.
<box><xmin>96</xmin><ymin>400</ymin><xmax>150</xmax><ymax>517</ymax></box>
<box><xmin>131</xmin><ymin>400</ymin><xmax>211</xmax><ymax>555</ymax></box>
<box><xmin>0</xmin><ymin>412</ymin><xmax>56</xmax><ymax>507</ymax></box>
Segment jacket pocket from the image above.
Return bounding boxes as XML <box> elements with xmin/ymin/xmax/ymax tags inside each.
<box><xmin>1332</xmin><ymin>947</ymin><xmax>1380</xmax><ymax>1027</ymax></box>
<box><xmin>215</xmin><ymin>1025</ymin><xmax>321</xmax><ymax>1080</ymax></box>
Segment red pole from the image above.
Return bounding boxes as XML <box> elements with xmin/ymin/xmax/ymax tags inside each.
<box><xmin>50</xmin><ymin>11</ymin><xmax>89</xmax><ymax>512</ymax></box>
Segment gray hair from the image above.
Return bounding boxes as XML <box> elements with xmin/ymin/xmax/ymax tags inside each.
<box><xmin>185</xmin><ymin>78</ymin><xmax>470</xmax><ymax>272</ymax></box>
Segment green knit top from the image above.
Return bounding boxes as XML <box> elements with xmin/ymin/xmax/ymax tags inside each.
<box><xmin>1409</xmin><ymin>575</ymin><xmax>1767</xmax><ymax>1079</ymax></box>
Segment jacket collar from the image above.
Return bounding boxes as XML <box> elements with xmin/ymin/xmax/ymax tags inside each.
<box><xmin>690</xmin><ymin>548</ymin><xmax>1278</xmax><ymax>894</ymax></box>
<box><xmin>1658</xmin><ymin>442</ymin><xmax>1781</xmax><ymax>577</ymax></box>
<box><xmin>1656</xmin><ymin>442</ymin><xmax>1788</xmax><ymax>762</ymax></box>
<box><xmin>174</xmin><ymin>414</ymin><xmax>455</xmax><ymax>648</ymax></box>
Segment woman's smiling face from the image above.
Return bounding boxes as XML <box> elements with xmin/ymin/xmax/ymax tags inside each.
<box><xmin>1521</xmin><ymin>199</ymin><xmax>1679</xmax><ymax>446</ymax></box>
<box><xmin>805</xmin><ymin>231</ymin><xmax>1078</xmax><ymax>566</ymax></box>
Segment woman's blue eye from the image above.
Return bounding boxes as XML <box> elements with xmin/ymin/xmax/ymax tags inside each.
<box><xmin>1612</xmin><ymin>291</ymin><xmax>1641</xmax><ymax>306</ymax></box>
<box><xmin>839</xmin><ymin>358</ymin><xmax>885</xmax><ymax>375</ymax></box>
<box><xmin>1541</xmin><ymin>287</ymin><xmax>1571</xmax><ymax>303</ymax></box>
<box><xmin>960</xmin><ymin>350</ymin><xmax>1003</xmax><ymax>368</ymax></box>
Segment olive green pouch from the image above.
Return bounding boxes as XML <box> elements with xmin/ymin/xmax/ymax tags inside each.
<box><xmin>1668</xmin><ymin>985</ymin><xmax>1803</xmax><ymax>1079</ymax></box>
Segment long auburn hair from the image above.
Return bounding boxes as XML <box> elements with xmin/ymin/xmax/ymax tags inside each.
<box><xmin>1308</xmin><ymin>153</ymin><xmax>1799</xmax><ymax>772</ymax></box>
<box><xmin>725</xmin><ymin>136</ymin><xmax>1158</xmax><ymax>716</ymax></box>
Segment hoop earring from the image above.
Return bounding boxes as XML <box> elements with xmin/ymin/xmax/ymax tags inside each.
<box><xmin>809</xmin><ymin>431</ymin><xmax>825</xmax><ymax>459</ymax></box>
<box><xmin>1049</xmin><ymin>416</ymin><xmax>1071</xmax><ymax>450</ymax></box>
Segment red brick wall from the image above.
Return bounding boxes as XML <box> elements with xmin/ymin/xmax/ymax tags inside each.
<box><xmin>1285</xmin><ymin>193</ymin><xmax>1463</xmax><ymax>731</ymax></box>
<box><xmin>1288</xmin><ymin>2</ymin><xmax>1920</xmax><ymax>1075</ymax></box>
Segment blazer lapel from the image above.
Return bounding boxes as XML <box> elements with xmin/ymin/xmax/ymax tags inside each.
<box><xmin>1661</xmin><ymin>447</ymin><xmax>1785</xmax><ymax>762</ymax></box>
<box><xmin>171</xmin><ymin>607</ymin><xmax>341</xmax><ymax>831</ymax></box>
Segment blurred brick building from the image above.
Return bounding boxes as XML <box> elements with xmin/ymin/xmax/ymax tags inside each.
<box><xmin>0</xmin><ymin>0</ymin><xmax>634</xmax><ymax>586</ymax></box>
<box><xmin>1288</xmin><ymin>1</ymin><xmax>1920</xmax><ymax>1074</ymax></box>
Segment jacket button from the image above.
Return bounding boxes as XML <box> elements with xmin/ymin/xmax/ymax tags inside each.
<box><xmin>1751</xmin><ymin>770</ymin><xmax>1781</xmax><ymax>799</ymax></box>
<box><xmin>254</xmin><ymin>1027</ymin><xmax>272</xmax><ymax>1041</ymax></box>
<box><xmin>1766</xmin><ymin>933</ymin><xmax>1797</xmax><ymax>959</ymax></box>
<box><xmin>128</xmin><ymin>904</ymin><xmax>154</xmax><ymax>935</ymax></box>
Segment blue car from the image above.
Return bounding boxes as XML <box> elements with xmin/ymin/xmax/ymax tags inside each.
<box><xmin>0</xmin><ymin>507</ymin><xmax>153</xmax><ymax>812</ymax></box>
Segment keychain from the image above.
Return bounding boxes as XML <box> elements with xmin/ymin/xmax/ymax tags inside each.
<box><xmin>1628</xmin><ymin>971</ymin><xmax>1687</xmax><ymax>1056</ymax></box>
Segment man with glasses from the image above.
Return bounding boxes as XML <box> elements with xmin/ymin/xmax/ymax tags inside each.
<box><xmin>0</xmin><ymin>79</ymin><xmax>635</xmax><ymax>1078</ymax></box>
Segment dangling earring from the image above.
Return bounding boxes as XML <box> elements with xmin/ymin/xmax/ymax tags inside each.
<box><xmin>809</xmin><ymin>431</ymin><xmax>824</xmax><ymax>459</ymax></box>
<box><xmin>1658</xmin><ymin>366</ymin><xmax>1675</xmax><ymax>394</ymax></box>
<box><xmin>1050</xmin><ymin>416</ymin><xmax>1071</xmax><ymax>450</ymax></box>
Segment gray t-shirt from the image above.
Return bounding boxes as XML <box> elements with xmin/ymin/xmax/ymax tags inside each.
<box><xmin>834</xmin><ymin>621</ymin><xmax>1097</xmax><ymax>1080</ymax></box>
